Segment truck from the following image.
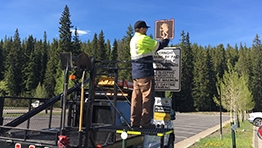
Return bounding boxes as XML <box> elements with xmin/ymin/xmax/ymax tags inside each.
<box><xmin>0</xmin><ymin>51</ymin><xmax>176</xmax><ymax>148</ymax></box>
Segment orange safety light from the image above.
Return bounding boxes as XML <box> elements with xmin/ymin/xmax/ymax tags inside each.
<box><xmin>15</xmin><ymin>143</ymin><xmax>21</xmax><ymax>148</ymax></box>
<box><xmin>69</xmin><ymin>74</ymin><xmax>76</xmax><ymax>80</ymax></box>
<box><xmin>97</xmin><ymin>144</ymin><xmax>102</xmax><ymax>148</ymax></box>
<box><xmin>29</xmin><ymin>145</ymin><xmax>35</xmax><ymax>148</ymax></box>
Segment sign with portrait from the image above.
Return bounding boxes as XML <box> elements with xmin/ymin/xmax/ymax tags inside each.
<box><xmin>154</xmin><ymin>19</ymin><xmax>175</xmax><ymax>40</ymax></box>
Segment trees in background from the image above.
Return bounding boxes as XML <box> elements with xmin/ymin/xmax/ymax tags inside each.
<box><xmin>59</xmin><ymin>5</ymin><xmax>73</xmax><ymax>53</ymax></box>
<box><xmin>173</xmin><ymin>31</ymin><xmax>194</xmax><ymax>112</ymax></box>
<box><xmin>192</xmin><ymin>45</ymin><xmax>216</xmax><ymax>111</ymax></box>
<box><xmin>4</xmin><ymin>29</ymin><xmax>23</xmax><ymax>96</ymax></box>
<box><xmin>0</xmin><ymin>5</ymin><xmax>260</xmax><ymax>112</ymax></box>
<box><xmin>43</xmin><ymin>39</ymin><xmax>59</xmax><ymax>98</ymax></box>
<box><xmin>215</xmin><ymin>61</ymin><xmax>253</xmax><ymax>126</ymax></box>
<box><xmin>250</xmin><ymin>34</ymin><xmax>262</xmax><ymax>111</ymax></box>
<box><xmin>0</xmin><ymin>40</ymin><xmax>4</xmax><ymax>80</ymax></box>
<box><xmin>117</xmin><ymin>25</ymin><xmax>133</xmax><ymax>81</ymax></box>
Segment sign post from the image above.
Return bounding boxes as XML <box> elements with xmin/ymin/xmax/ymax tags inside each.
<box><xmin>153</xmin><ymin>47</ymin><xmax>181</xmax><ymax>92</ymax></box>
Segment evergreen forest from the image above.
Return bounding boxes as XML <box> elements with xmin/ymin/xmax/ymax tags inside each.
<box><xmin>0</xmin><ymin>5</ymin><xmax>261</xmax><ymax>113</ymax></box>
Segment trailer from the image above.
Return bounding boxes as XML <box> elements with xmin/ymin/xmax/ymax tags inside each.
<box><xmin>0</xmin><ymin>52</ymin><xmax>175</xmax><ymax>148</ymax></box>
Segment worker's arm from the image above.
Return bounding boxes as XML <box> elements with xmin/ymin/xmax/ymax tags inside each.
<box><xmin>142</xmin><ymin>36</ymin><xmax>169</xmax><ymax>52</ymax></box>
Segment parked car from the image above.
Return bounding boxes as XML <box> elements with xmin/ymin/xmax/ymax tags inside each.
<box><xmin>248</xmin><ymin>112</ymin><xmax>262</xmax><ymax>126</ymax></box>
<box><xmin>31</xmin><ymin>100</ymin><xmax>42</xmax><ymax>108</ymax></box>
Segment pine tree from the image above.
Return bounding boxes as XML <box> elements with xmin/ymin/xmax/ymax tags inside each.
<box><xmin>59</xmin><ymin>5</ymin><xmax>73</xmax><ymax>53</ymax></box>
<box><xmin>96</xmin><ymin>30</ymin><xmax>108</xmax><ymax>75</ymax></box>
<box><xmin>54</xmin><ymin>68</ymin><xmax>75</xmax><ymax>95</ymax></box>
<box><xmin>236</xmin><ymin>43</ymin><xmax>251</xmax><ymax>74</ymax></box>
<box><xmin>56</xmin><ymin>5</ymin><xmax>74</xmax><ymax>97</ymax></box>
<box><xmin>2</xmin><ymin>37</ymin><xmax>12</xmax><ymax>83</ymax></box>
<box><xmin>250</xmin><ymin>34</ymin><xmax>262</xmax><ymax>111</ymax></box>
<box><xmin>97</xmin><ymin>30</ymin><xmax>106</xmax><ymax>62</ymax></box>
<box><xmin>4</xmin><ymin>29</ymin><xmax>23</xmax><ymax>95</ymax></box>
<box><xmin>118</xmin><ymin>25</ymin><xmax>133</xmax><ymax>81</ymax></box>
<box><xmin>0</xmin><ymin>80</ymin><xmax>8</xmax><ymax>96</ymax></box>
<box><xmin>43</xmin><ymin>39</ymin><xmax>59</xmax><ymax>98</ymax></box>
<box><xmin>192</xmin><ymin>45</ymin><xmax>215</xmax><ymax>111</ymax></box>
<box><xmin>33</xmin><ymin>82</ymin><xmax>47</xmax><ymax>98</ymax></box>
<box><xmin>235</xmin><ymin>44</ymin><xmax>252</xmax><ymax>92</ymax></box>
<box><xmin>206</xmin><ymin>48</ymin><xmax>217</xmax><ymax>110</ymax></box>
<box><xmin>0</xmin><ymin>40</ymin><xmax>3</xmax><ymax>80</ymax></box>
<box><xmin>34</xmin><ymin>39</ymin><xmax>45</xmax><ymax>87</ymax></box>
<box><xmin>72</xmin><ymin>27</ymin><xmax>82</xmax><ymax>56</ymax></box>
<box><xmin>105</xmin><ymin>39</ymin><xmax>111</xmax><ymax>61</ymax></box>
<box><xmin>22</xmin><ymin>35</ymin><xmax>38</xmax><ymax>92</ymax></box>
<box><xmin>111</xmin><ymin>39</ymin><xmax>118</xmax><ymax>61</ymax></box>
<box><xmin>82</xmin><ymin>39</ymin><xmax>92</xmax><ymax>56</ymax></box>
<box><xmin>225</xmin><ymin>44</ymin><xmax>239</xmax><ymax>69</ymax></box>
<box><xmin>174</xmin><ymin>31</ymin><xmax>194</xmax><ymax>112</ymax></box>
<box><xmin>91</xmin><ymin>33</ymin><xmax>98</xmax><ymax>58</ymax></box>
<box><xmin>210</xmin><ymin>44</ymin><xmax>226</xmax><ymax>79</ymax></box>
<box><xmin>4</xmin><ymin>64</ymin><xmax>16</xmax><ymax>95</ymax></box>
<box><xmin>40</xmin><ymin>31</ymin><xmax>49</xmax><ymax>85</ymax></box>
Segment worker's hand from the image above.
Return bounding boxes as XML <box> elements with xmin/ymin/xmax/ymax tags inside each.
<box><xmin>161</xmin><ymin>32</ymin><xmax>168</xmax><ymax>39</ymax></box>
<box><xmin>160</xmin><ymin>37</ymin><xmax>169</xmax><ymax>42</ymax></box>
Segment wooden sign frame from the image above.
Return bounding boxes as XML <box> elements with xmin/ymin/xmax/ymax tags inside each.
<box><xmin>154</xmin><ymin>19</ymin><xmax>175</xmax><ymax>40</ymax></box>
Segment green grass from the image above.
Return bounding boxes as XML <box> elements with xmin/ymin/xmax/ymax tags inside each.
<box><xmin>189</xmin><ymin>121</ymin><xmax>253</xmax><ymax>148</ymax></box>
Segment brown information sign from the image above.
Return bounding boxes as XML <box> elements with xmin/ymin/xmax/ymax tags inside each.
<box><xmin>153</xmin><ymin>47</ymin><xmax>181</xmax><ymax>92</ymax></box>
<box><xmin>155</xmin><ymin>19</ymin><xmax>175</xmax><ymax>40</ymax></box>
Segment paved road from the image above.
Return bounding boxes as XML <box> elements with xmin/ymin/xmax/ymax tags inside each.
<box><xmin>173</xmin><ymin>112</ymin><xmax>230</xmax><ymax>144</ymax></box>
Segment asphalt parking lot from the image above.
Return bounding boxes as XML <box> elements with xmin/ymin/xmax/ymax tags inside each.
<box><xmin>173</xmin><ymin>112</ymin><xmax>230</xmax><ymax>145</ymax></box>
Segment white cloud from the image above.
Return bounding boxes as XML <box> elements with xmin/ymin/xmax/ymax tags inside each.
<box><xmin>71</xmin><ymin>29</ymin><xmax>90</xmax><ymax>36</ymax></box>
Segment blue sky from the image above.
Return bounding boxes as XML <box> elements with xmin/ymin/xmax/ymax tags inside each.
<box><xmin>1</xmin><ymin>0</ymin><xmax>261</xmax><ymax>48</ymax></box>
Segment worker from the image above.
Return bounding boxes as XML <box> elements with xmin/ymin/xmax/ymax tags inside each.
<box><xmin>130</xmin><ymin>20</ymin><xmax>169</xmax><ymax>128</ymax></box>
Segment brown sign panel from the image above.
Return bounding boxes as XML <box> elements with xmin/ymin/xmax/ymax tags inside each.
<box><xmin>154</xmin><ymin>19</ymin><xmax>174</xmax><ymax>40</ymax></box>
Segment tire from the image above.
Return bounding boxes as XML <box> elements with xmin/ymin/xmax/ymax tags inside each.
<box><xmin>253</xmin><ymin>118</ymin><xmax>262</xmax><ymax>127</ymax></box>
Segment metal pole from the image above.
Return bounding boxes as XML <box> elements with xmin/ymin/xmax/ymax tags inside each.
<box><xmin>85</xmin><ymin>58</ymin><xmax>96</xmax><ymax>148</ymax></box>
<box><xmin>78</xmin><ymin>70</ymin><xmax>86</xmax><ymax>148</ymax></box>
<box><xmin>24</xmin><ymin>99</ymin><xmax>32</xmax><ymax>140</ymax></box>
<box><xmin>219</xmin><ymin>87</ymin><xmax>222</xmax><ymax>140</ymax></box>
<box><xmin>61</xmin><ymin>64</ymin><xmax>69</xmax><ymax>135</ymax></box>
<box><xmin>231</xmin><ymin>122</ymin><xmax>236</xmax><ymax>148</ymax></box>
<box><xmin>113</xmin><ymin>68</ymin><xmax>118</xmax><ymax>126</ymax></box>
<box><xmin>122</xmin><ymin>129</ymin><xmax>127</xmax><ymax>148</ymax></box>
<box><xmin>27</xmin><ymin>99</ymin><xmax>32</xmax><ymax>129</ymax></box>
<box><xmin>79</xmin><ymin>71</ymin><xmax>86</xmax><ymax>131</ymax></box>
<box><xmin>0</xmin><ymin>97</ymin><xmax>4</xmax><ymax>125</ymax></box>
<box><xmin>48</xmin><ymin>105</ymin><xmax>53</xmax><ymax>129</ymax></box>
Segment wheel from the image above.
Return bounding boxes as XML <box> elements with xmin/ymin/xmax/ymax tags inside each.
<box><xmin>164</xmin><ymin>133</ymin><xmax>175</xmax><ymax>148</ymax></box>
<box><xmin>253</xmin><ymin>118</ymin><xmax>262</xmax><ymax>127</ymax></box>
